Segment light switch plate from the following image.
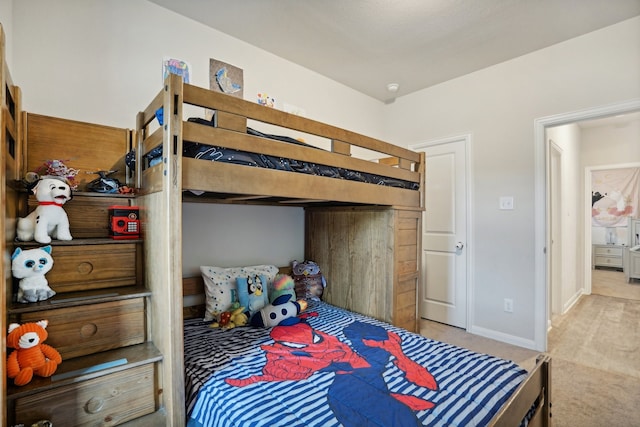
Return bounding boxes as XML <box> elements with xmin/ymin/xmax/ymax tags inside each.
<box><xmin>499</xmin><ymin>196</ymin><xmax>514</xmax><ymax>210</ymax></box>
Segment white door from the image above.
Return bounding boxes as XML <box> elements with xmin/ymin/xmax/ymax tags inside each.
<box><xmin>418</xmin><ymin>139</ymin><xmax>468</xmax><ymax>328</ymax></box>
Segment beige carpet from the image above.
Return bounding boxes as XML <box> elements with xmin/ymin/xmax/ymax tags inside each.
<box><xmin>592</xmin><ymin>267</ymin><xmax>640</xmax><ymax>301</ymax></box>
<box><xmin>548</xmin><ymin>294</ymin><xmax>640</xmax><ymax>379</ymax></box>
<box><xmin>420</xmin><ymin>271</ymin><xmax>640</xmax><ymax>427</ymax></box>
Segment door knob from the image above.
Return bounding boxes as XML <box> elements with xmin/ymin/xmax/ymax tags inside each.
<box><xmin>456</xmin><ymin>242</ymin><xmax>464</xmax><ymax>250</ymax></box>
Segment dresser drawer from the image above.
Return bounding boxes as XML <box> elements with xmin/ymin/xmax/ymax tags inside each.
<box><xmin>14</xmin><ymin>363</ymin><xmax>155</xmax><ymax>426</ymax></box>
<box><xmin>47</xmin><ymin>243</ymin><xmax>138</xmax><ymax>293</ymax></box>
<box><xmin>29</xmin><ymin>194</ymin><xmax>130</xmax><ymax>238</ymax></box>
<box><xmin>594</xmin><ymin>255</ymin><xmax>623</xmax><ymax>268</ymax></box>
<box><xmin>19</xmin><ymin>298</ymin><xmax>146</xmax><ymax>359</ymax></box>
<box><xmin>593</xmin><ymin>245</ymin><xmax>623</xmax><ymax>257</ymax></box>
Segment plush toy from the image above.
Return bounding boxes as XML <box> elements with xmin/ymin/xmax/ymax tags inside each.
<box><xmin>7</xmin><ymin>320</ymin><xmax>62</xmax><ymax>386</ymax></box>
<box><xmin>16</xmin><ymin>177</ymin><xmax>73</xmax><ymax>244</ymax></box>
<box><xmin>269</xmin><ymin>274</ymin><xmax>296</xmax><ymax>303</ymax></box>
<box><xmin>237</xmin><ymin>274</ymin><xmax>269</xmax><ymax>315</ymax></box>
<box><xmin>292</xmin><ymin>260</ymin><xmax>327</xmax><ymax>301</ymax></box>
<box><xmin>31</xmin><ymin>159</ymin><xmax>80</xmax><ymax>190</ymax></box>
<box><xmin>210</xmin><ymin>306</ymin><xmax>249</xmax><ymax>329</ymax></box>
<box><xmin>250</xmin><ymin>295</ymin><xmax>308</xmax><ymax>328</ymax></box>
<box><xmin>11</xmin><ymin>246</ymin><xmax>56</xmax><ymax>303</ymax></box>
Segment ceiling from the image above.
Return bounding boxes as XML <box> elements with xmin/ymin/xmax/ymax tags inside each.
<box><xmin>148</xmin><ymin>0</ymin><xmax>640</xmax><ymax>102</ymax></box>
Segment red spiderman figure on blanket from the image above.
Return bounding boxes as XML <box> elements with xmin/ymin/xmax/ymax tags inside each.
<box><xmin>226</xmin><ymin>317</ymin><xmax>438</xmax><ymax>426</ymax></box>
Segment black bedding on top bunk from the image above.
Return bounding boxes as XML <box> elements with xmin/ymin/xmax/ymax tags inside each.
<box><xmin>130</xmin><ymin>114</ymin><xmax>419</xmax><ymax>190</ymax></box>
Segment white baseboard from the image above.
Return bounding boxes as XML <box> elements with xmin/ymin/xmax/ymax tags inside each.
<box><xmin>562</xmin><ymin>289</ymin><xmax>583</xmax><ymax>314</ymax></box>
<box><xmin>469</xmin><ymin>325</ymin><xmax>538</xmax><ymax>351</ymax></box>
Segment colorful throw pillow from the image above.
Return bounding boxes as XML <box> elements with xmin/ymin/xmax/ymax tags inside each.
<box><xmin>200</xmin><ymin>265</ymin><xmax>278</xmax><ymax>321</ymax></box>
<box><xmin>237</xmin><ymin>274</ymin><xmax>269</xmax><ymax>315</ymax></box>
<box><xmin>269</xmin><ymin>274</ymin><xmax>296</xmax><ymax>304</ymax></box>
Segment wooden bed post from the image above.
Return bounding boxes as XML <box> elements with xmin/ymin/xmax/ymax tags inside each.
<box><xmin>0</xmin><ymin>24</ymin><xmax>22</xmax><ymax>427</ymax></box>
<box><xmin>0</xmin><ymin>24</ymin><xmax>8</xmax><ymax>427</ymax></box>
<box><xmin>540</xmin><ymin>354</ymin><xmax>552</xmax><ymax>426</ymax></box>
<box><xmin>138</xmin><ymin>73</ymin><xmax>186</xmax><ymax>425</ymax></box>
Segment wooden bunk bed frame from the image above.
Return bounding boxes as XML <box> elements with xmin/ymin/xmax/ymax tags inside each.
<box><xmin>1</xmin><ymin>25</ymin><xmax>23</xmax><ymax>427</ymax></box>
<box><xmin>134</xmin><ymin>73</ymin><xmax>551</xmax><ymax>427</ymax></box>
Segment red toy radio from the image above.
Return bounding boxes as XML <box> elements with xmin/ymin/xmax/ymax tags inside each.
<box><xmin>109</xmin><ymin>205</ymin><xmax>140</xmax><ymax>239</ymax></box>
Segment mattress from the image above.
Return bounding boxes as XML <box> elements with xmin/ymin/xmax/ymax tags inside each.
<box><xmin>130</xmin><ymin>113</ymin><xmax>420</xmax><ymax>191</ymax></box>
<box><xmin>184</xmin><ymin>301</ymin><xmax>528</xmax><ymax>427</ymax></box>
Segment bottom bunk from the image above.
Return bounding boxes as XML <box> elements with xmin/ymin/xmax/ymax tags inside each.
<box><xmin>183</xmin><ymin>298</ymin><xmax>551</xmax><ymax>427</ymax></box>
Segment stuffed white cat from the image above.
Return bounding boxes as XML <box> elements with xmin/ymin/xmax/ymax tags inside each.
<box><xmin>11</xmin><ymin>246</ymin><xmax>56</xmax><ymax>303</ymax></box>
<box><xmin>16</xmin><ymin>177</ymin><xmax>73</xmax><ymax>244</ymax></box>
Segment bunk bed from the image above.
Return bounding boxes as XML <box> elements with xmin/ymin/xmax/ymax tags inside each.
<box><xmin>134</xmin><ymin>74</ymin><xmax>550</xmax><ymax>426</ymax></box>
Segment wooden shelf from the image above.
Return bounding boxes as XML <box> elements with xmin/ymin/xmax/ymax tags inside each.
<box><xmin>8</xmin><ymin>285</ymin><xmax>151</xmax><ymax>315</ymax></box>
<box><xmin>6</xmin><ymin>342</ymin><xmax>162</xmax><ymax>400</ymax></box>
<box><xmin>15</xmin><ymin>237</ymin><xmax>142</xmax><ymax>247</ymax></box>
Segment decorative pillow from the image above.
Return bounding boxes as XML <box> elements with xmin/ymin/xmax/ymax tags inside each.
<box><xmin>268</xmin><ymin>274</ymin><xmax>296</xmax><ymax>304</ymax></box>
<box><xmin>200</xmin><ymin>265</ymin><xmax>278</xmax><ymax>321</ymax></box>
<box><xmin>292</xmin><ymin>260</ymin><xmax>327</xmax><ymax>301</ymax></box>
<box><xmin>237</xmin><ymin>274</ymin><xmax>269</xmax><ymax>315</ymax></box>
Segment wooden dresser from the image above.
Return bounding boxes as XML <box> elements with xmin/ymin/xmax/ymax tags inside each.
<box><xmin>6</xmin><ymin>194</ymin><xmax>162</xmax><ymax>426</ymax></box>
<box><xmin>305</xmin><ymin>206</ymin><xmax>421</xmax><ymax>332</ymax></box>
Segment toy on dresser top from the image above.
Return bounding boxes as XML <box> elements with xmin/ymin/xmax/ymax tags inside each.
<box><xmin>6</xmin><ymin>320</ymin><xmax>62</xmax><ymax>386</ymax></box>
<box><xmin>11</xmin><ymin>245</ymin><xmax>56</xmax><ymax>303</ymax></box>
<box><xmin>16</xmin><ymin>177</ymin><xmax>73</xmax><ymax>244</ymax></box>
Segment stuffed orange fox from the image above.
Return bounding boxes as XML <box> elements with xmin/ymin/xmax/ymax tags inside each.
<box><xmin>7</xmin><ymin>320</ymin><xmax>62</xmax><ymax>386</ymax></box>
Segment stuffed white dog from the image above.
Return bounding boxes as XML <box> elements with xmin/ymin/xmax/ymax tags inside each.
<box><xmin>17</xmin><ymin>177</ymin><xmax>73</xmax><ymax>244</ymax></box>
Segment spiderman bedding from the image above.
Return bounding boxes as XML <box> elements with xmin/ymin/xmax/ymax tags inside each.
<box><xmin>185</xmin><ymin>301</ymin><xmax>528</xmax><ymax>427</ymax></box>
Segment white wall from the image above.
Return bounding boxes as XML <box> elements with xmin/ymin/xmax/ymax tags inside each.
<box><xmin>385</xmin><ymin>16</ymin><xmax>640</xmax><ymax>345</ymax></box>
<box><xmin>0</xmin><ymin>0</ymin><xmax>11</xmax><ymax>66</ymax></box>
<box><xmin>582</xmin><ymin>118</ymin><xmax>640</xmax><ymax>166</ymax></box>
<box><xmin>10</xmin><ymin>0</ymin><xmax>385</xmax><ymax>275</ymax></box>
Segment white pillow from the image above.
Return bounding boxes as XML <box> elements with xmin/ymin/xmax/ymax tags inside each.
<box><xmin>200</xmin><ymin>265</ymin><xmax>279</xmax><ymax>321</ymax></box>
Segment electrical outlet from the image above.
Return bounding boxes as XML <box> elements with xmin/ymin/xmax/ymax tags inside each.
<box><xmin>504</xmin><ymin>298</ymin><xmax>514</xmax><ymax>313</ymax></box>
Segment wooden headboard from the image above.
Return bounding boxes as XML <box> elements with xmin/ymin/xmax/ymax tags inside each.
<box><xmin>182</xmin><ymin>266</ymin><xmax>292</xmax><ymax>320</ymax></box>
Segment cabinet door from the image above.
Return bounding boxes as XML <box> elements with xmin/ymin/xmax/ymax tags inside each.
<box><xmin>305</xmin><ymin>208</ymin><xmax>419</xmax><ymax>331</ymax></box>
<box><xmin>306</xmin><ymin>208</ymin><xmax>393</xmax><ymax>322</ymax></box>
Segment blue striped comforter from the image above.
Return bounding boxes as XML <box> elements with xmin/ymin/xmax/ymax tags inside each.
<box><xmin>185</xmin><ymin>301</ymin><xmax>527</xmax><ymax>427</ymax></box>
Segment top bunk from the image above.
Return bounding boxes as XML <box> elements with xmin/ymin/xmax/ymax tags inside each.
<box><xmin>134</xmin><ymin>74</ymin><xmax>424</xmax><ymax>209</ymax></box>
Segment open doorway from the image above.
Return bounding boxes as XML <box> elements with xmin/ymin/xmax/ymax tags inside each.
<box><xmin>534</xmin><ymin>99</ymin><xmax>640</xmax><ymax>351</ymax></box>
<box><xmin>587</xmin><ymin>163</ymin><xmax>640</xmax><ymax>300</ymax></box>
<box><xmin>546</xmin><ymin>119</ymin><xmax>640</xmax><ymax>330</ymax></box>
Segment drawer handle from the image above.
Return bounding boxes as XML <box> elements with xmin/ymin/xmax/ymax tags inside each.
<box><xmin>80</xmin><ymin>322</ymin><xmax>98</xmax><ymax>338</ymax></box>
<box><xmin>77</xmin><ymin>261</ymin><xmax>94</xmax><ymax>274</ymax></box>
<box><xmin>85</xmin><ymin>396</ymin><xmax>105</xmax><ymax>414</ymax></box>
